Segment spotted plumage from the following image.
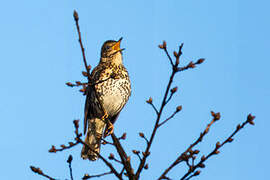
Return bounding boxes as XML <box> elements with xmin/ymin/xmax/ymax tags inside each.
<box><xmin>81</xmin><ymin>38</ymin><xmax>131</xmax><ymax>161</ymax></box>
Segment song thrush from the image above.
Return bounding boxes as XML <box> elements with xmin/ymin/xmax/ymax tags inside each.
<box><xmin>81</xmin><ymin>38</ymin><xmax>131</xmax><ymax>161</ymax></box>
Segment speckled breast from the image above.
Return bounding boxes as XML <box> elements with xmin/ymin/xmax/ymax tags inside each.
<box><xmin>96</xmin><ymin>76</ymin><xmax>131</xmax><ymax>117</ymax></box>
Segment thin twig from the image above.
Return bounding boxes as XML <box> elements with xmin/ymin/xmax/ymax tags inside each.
<box><xmin>185</xmin><ymin>171</ymin><xmax>200</xmax><ymax>180</ymax></box>
<box><xmin>49</xmin><ymin>142</ymin><xmax>79</xmax><ymax>153</ymax></box>
<box><xmin>146</xmin><ymin>97</ymin><xmax>158</xmax><ymax>115</ymax></box>
<box><xmin>120</xmin><ymin>167</ymin><xmax>125</xmax><ymax>176</ymax></box>
<box><xmin>67</xmin><ymin>155</ymin><xmax>74</xmax><ymax>180</ymax></box>
<box><xmin>73</xmin><ymin>10</ymin><xmax>91</xmax><ymax>82</ymax></box>
<box><xmin>82</xmin><ymin>171</ymin><xmax>113</xmax><ymax>179</ymax></box>
<box><xmin>118</xmin><ymin>132</ymin><xmax>127</xmax><ymax>140</ymax></box>
<box><xmin>132</xmin><ymin>150</ymin><xmax>142</xmax><ymax>162</ymax></box>
<box><xmin>165</xmin><ymin>86</ymin><xmax>178</xmax><ymax>105</ymax></box>
<box><xmin>160</xmin><ymin>41</ymin><xmax>174</xmax><ymax>67</ymax></box>
<box><xmin>165</xmin><ymin>92</ymin><xmax>174</xmax><ymax>105</ymax></box>
<box><xmin>139</xmin><ymin>132</ymin><xmax>149</xmax><ymax>145</ymax></box>
<box><xmin>101</xmin><ymin>138</ymin><xmax>114</xmax><ymax>145</ymax></box>
<box><xmin>177</xmin><ymin>58</ymin><xmax>205</xmax><ymax>72</ymax></box>
<box><xmin>158</xmin><ymin>108</ymin><xmax>180</xmax><ymax>127</ymax></box>
<box><xmin>66</xmin><ymin>77</ymin><xmax>112</xmax><ymax>88</ymax></box>
<box><xmin>136</xmin><ymin>153</ymin><xmax>142</xmax><ymax>162</ymax></box>
<box><xmin>30</xmin><ymin>166</ymin><xmax>57</xmax><ymax>180</ymax></box>
<box><xmin>108</xmin><ymin>153</ymin><xmax>123</xmax><ymax>164</ymax></box>
<box><xmin>150</xmin><ymin>103</ymin><xmax>159</xmax><ymax>115</ymax></box>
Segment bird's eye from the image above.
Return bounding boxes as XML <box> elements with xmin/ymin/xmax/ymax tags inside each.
<box><xmin>104</xmin><ymin>45</ymin><xmax>110</xmax><ymax>50</ymax></box>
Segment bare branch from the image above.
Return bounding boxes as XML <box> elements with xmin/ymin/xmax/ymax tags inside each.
<box><xmin>30</xmin><ymin>166</ymin><xmax>57</xmax><ymax>180</ymax></box>
<box><xmin>180</xmin><ymin>114</ymin><xmax>255</xmax><ymax>180</ymax></box>
<box><xmin>132</xmin><ymin>150</ymin><xmax>142</xmax><ymax>162</ymax></box>
<box><xmin>48</xmin><ymin>141</ymin><xmax>79</xmax><ymax>153</ymax></box>
<box><xmin>118</xmin><ymin>132</ymin><xmax>127</xmax><ymax>140</ymax></box>
<box><xmin>108</xmin><ymin>153</ymin><xmax>123</xmax><ymax>164</ymax></box>
<box><xmin>185</xmin><ymin>171</ymin><xmax>201</xmax><ymax>180</ymax></box>
<box><xmin>165</xmin><ymin>87</ymin><xmax>178</xmax><ymax>105</ymax></box>
<box><xmin>158</xmin><ymin>113</ymin><xmax>255</xmax><ymax>180</ymax></box>
<box><xmin>158</xmin><ymin>106</ymin><xmax>182</xmax><ymax>127</ymax></box>
<box><xmin>66</xmin><ymin>76</ymin><xmax>113</xmax><ymax>88</ymax></box>
<box><xmin>139</xmin><ymin>132</ymin><xmax>149</xmax><ymax>145</ymax></box>
<box><xmin>73</xmin><ymin>10</ymin><xmax>91</xmax><ymax>82</ymax></box>
<box><xmin>146</xmin><ymin>97</ymin><xmax>158</xmax><ymax>115</ymax></box>
<box><xmin>159</xmin><ymin>41</ymin><xmax>174</xmax><ymax>67</ymax></box>
<box><xmin>177</xmin><ymin>58</ymin><xmax>205</xmax><ymax>72</ymax></box>
<box><xmin>101</xmin><ymin>138</ymin><xmax>114</xmax><ymax>146</ymax></box>
<box><xmin>67</xmin><ymin>155</ymin><xmax>74</xmax><ymax>180</ymax></box>
<box><xmin>158</xmin><ymin>111</ymin><xmax>220</xmax><ymax>179</ymax></box>
<box><xmin>135</xmin><ymin>42</ymin><xmax>185</xmax><ymax>178</ymax></box>
<box><xmin>120</xmin><ymin>167</ymin><xmax>125</xmax><ymax>176</ymax></box>
<box><xmin>82</xmin><ymin>171</ymin><xmax>113</xmax><ymax>179</ymax></box>
<box><xmin>111</xmin><ymin>133</ymin><xmax>135</xmax><ymax>179</ymax></box>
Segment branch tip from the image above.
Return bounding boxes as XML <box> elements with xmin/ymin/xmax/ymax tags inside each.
<box><xmin>146</xmin><ymin>97</ymin><xmax>153</xmax><ymax>104</ymax></box>
<box><xmin>176</xmin><ymin>105</ymin><xmax>182</xmax><ymax>112</ymax></box>
<box><xmin>163</xmin><ymin>41</ymin><xmax>167</xmax><ymax>49</ymax></box>
<box><xmin>73</xmin><ymin>10</ymin><xmax>79</xmax><ymax>21</ymax></box>
<box><xmin>196</xmin><ymin>58</ymin><xmax>205</xmax><ymax>64</ymax></box>
<box><xmin>211</xmin><ymin>111</ymin><xmax>221</xmax><ymax>121</ymax></box>
<box><xmin>108</xmin><ymin>153</ymin><xmax>115</xmax><ymax>160</ymax></box>
<box><xmin>173</xmin><ymin>51</ymin><xmax>178</xmax><ymax>58</ymax></box>
<box><xmin>170</xmin><ymin>87</ymin><xmax>178</xmax><ymax>94</ymax></box>
<box><xmin>194</xmin><ymin>170</ymin><xmax>201</xmax><ymax>176</ymax></box>
<box><xmin>247</xmin><ymin>114</ymin><xmax>255</xmax><ymax>125</ymax></box>
<box><xmin>132</xmin><ymin>150</ymin><xmax>140</xmax><ymax>155</ymax></box>
<box><xmin>139</xmin><ymin>132</ymin><xmax>145</xmax><ymax>138</ymax></box>
<box><xmin>67</xmin><ymin>155</ymin><xmax>73</xmax><ymax>164</ymax></box>
<box><xmin>66</xmin><ymin>82</ymin><xmax>74</xmax><ymax>87</ymax></box>
<box><xmin>144</xmin><ymin>164</ymin><xmax>149</xmax><ymax>169</ymax></box>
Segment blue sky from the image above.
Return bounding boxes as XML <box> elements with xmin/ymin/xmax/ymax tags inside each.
<box><xmin>0</xmin><ymin>0</ymin><xmax>269</xmax><ymax>179</ymax></box>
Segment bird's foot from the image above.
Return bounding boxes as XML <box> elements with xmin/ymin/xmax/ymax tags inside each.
<box><xmin>101</xmin><ymin>111</ymin><xmax>109</xmax><ymax>121</ymax></box>
<box><xmin>104</xmin><ymin>121</ymin><xmax>114</xmax><ymax>137</ymax></box>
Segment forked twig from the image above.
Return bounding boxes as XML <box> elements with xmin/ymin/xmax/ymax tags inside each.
<box><xmin>135</xmin><ymin>42</ymin><xmax>188</xmax><ymax>179</ymax></box>
<box><xmin>158</xmin><ymin>111</ymin><xmax>220</xmax><ymax>179</ymax></box>
<box><xmin>179</xmin><ymin>114</ymin><xmax>255</xmax><ymax>180</ymax></box>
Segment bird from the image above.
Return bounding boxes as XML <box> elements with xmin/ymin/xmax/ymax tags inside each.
<box><xmin>81</xmin><ymin>38</ymin><xmax>131</xmax><ymax>161</ymax></box>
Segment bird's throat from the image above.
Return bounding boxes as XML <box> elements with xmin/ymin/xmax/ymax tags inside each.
<box><xmin>100</xmin><ymin>53</ymin><xmax>123</xmax><ymax>65</ymax></box>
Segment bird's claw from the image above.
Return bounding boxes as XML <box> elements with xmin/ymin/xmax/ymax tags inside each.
<box><xmin>104</xmin><ymin>121</ymin><xmax>114</xmax><ymax>137</ymax></box>
<box><xmin>101</xmin><ymin>111</ymin><xmax>109</xmax><ymax>121</ymax></box>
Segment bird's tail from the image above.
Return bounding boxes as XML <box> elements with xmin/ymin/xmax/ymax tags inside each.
<box><xmin>81</xmin><ymin>118</ymin><xmax>106</xmax><ymax>161</ymax></box>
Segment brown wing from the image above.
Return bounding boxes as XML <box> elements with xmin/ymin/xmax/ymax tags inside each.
<box><xmin>83</xmin><ymin>86</ymin><xmax>91</xmax><ymax>134</ymax></box>
<box><xmin>83</xmin><ymin>65</ymin><xmax>104</xmax><ymax>134</ymax></box>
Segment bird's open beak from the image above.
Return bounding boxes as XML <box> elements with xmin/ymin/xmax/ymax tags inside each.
<box><xmin>112</xmin><ymin>37</ymin><xmax>125</xmax><ymax>52</ymax></box>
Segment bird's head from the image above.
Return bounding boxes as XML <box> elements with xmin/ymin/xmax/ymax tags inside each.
<box><xmin>100</xmin><ymin>37</ymin><xmax>125</xmax><ymax>64</ymax></box>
